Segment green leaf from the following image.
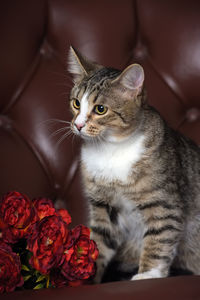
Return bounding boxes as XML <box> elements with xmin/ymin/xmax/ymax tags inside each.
<box><xmin>46</xmin><ymin>275</ymin><xmax>50</xmax><ymax>289</ymax></box>
<box><xmin>33</xmin><ymin>283</ymin><xmax>44</xmax><ymax>290</ymax></box>
<box><xmin>34</xmin><ymin>269</ymin><xmax>41</xmax><ymax>276</ymax></box>
<box><xmin>23</xmin><ymin>275</ymin><xmax>31</xmax><ymax>281</ymax></box>
<box><xmin>36</xmin><ymin>275</ymin><xmax>46</xmax><ymax>283</ymax></box>
<box><xmin>21</xmin><ymin>264</ymin><xmax>30</xmax><ymax>272</ymax></box>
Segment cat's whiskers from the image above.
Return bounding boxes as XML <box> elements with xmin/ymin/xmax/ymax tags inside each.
<box><xmin>39</xmin><ymin>118</ymin><xmax>74</xmax><ymax>148</ymax></box>
<box><xmin>55</xmin><ymin>129</ymin><xmax>73</xmax><ymax>149</ymax></box>
<box><xmin>71</xmin><ymin>133</ymin><xmax>77</xmax><ymax>149</ymax></box>
<box><xmin>98</xmin><ymin>134</ymin><xmax>106</xmax><ymax>146</ymax></box>
<box><xmin>97</xmin><ymin>132</ymin><xmax>109</xmax><ymax>149</ymax></box>
<box><xmin>89</xmin><ymin>133</ymin><xmax>105</xmax><ymax>148</ymax></box>
<box><xmin>42</xmin><ymin>118</ymin><xmax>71</xmax><ymax>126</ymax></box>
<box><xmin>50</xmin><ymin>126</ymin><xmax>72</xmax><ymax>138</ymax></box>
<box><xmin>94</xmin><ymin>136</ymin><xmax>101</xmax><ymax>148</ymax></box>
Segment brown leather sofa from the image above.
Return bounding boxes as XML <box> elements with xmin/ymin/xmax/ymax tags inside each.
<box><xmin>1</xmin><ymin>1</ymin><xmax>200</xmax><ymax>299</ymax></box>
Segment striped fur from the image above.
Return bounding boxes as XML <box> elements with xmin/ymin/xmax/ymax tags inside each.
<box><xmin>68</xmin><ymin>48</ymin><xmax>200</xmax><ymax>283</ymax></box>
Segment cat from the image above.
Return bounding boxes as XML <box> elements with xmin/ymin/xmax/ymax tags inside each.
<box><xmin>68</xmin><ymin>46</ymin><xmax>200</xmax><ymax>283</ymax></box>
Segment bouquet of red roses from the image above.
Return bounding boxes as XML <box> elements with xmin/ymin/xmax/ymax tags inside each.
<box><xmin>0</xmin><ymin>191</ymin><xmax>98</xmax><ymax>293</ymax></box>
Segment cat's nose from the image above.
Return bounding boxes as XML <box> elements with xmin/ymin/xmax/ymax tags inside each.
<box><xmin>75</xmin><ymin>123</ymin><xmax>85</xmax><ymax>131</ymax></box>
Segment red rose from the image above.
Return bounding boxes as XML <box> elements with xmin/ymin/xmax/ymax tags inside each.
<box><xmin>27</xmin><ymin>215</ymin><xmax>69</xmax><ymax>274</ymax></box>
<box><xmin>61</xmin><ymin>225</ymin><xmax>99</xmax><ymax>282</ymax></box>
<box><xmin>0</xmin><ymin>241</ymin><xmax>23</xmax><ymax>293</ymax></box>
<box><xmin>56</xmin><ymin>209</ymin><xmax>71</xmax><ymax>225</ymax></box>
<box><xmin>33</xmin><ymin>197</ymin><xmax>55</xmax><ymax>220</ymax></box>
<box><xmin>0</xmin><ymin>191</ymin><xmax>36</xmax><ymax>243</ymax></box>
<box><xmin>33</xmin><ymin>198</ymin><xmax>71</xmax><ymax>225</ymax></box>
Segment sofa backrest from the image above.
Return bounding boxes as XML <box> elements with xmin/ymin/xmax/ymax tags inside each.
<box><xmin>1</xmin><ymin>0</ymin><xmax>200</xmax><ymax>226</ymax></box>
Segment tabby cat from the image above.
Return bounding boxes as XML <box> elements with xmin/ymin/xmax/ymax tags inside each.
<box><xmin>68</xmin><ymin>46</ymin><xmax>200</xmax><ymax>283</ymax></box>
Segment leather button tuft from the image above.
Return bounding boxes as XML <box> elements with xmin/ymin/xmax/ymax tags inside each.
<box><xmin>40</xmin><ymin>41</ymin><xmax>53</xmax><ymax>59</ymax></box>
<box><xmin>0</xmin><ymin>115</ymin><xmax>12</xmax><ymax>129</ymax></box>
<box><xmin>186</xmin><ymin>108</ymin><xmax>200</xmax><ymax>122</ymax></box>
<box><xmin>54</xmin><ymin>183</ymin><xmax>60</xmax><ymax>190</ymax></box>
<box><xmin>133</xmin><ymin>43</ymin><xmax>148</xmax><ymax>60</ymax></box>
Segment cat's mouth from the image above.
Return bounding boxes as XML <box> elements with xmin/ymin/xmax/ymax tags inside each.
<box><xmin>71</xmin><ymin>123</ymin><xmax>97</xmax><ymax>141</ymax></box>
<box><xmin>71</xmin><ymin>123</ymin><xmax>132</xmax><ymax>144</ymax></box>
<box><xmin>71</xmin><ymin>122</ymin><xmax>111</xmax><ymax>143</ymax></box>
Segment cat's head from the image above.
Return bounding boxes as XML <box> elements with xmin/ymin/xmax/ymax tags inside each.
<box><xmin>68</xmin><ymin>47</ymin><xmax>145</xmax><ymax>143</ymax></box>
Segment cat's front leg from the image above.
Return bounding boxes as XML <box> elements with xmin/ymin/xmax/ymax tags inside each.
<box><xmin>90</xmin><ymin>228</ymin><xmax>116</xmax><ymax>283</ymax></box>
<box><xmin>132</xmin><ymin>235</ymin><xmax>178</xmax><ymax>281</ymax></box>
<box><xmin>132</xmin><ymin>206</ymin><xmax>183</xmax><ymax>281</ymax></box>
<box><xmin>89</xmin><ymin>201</ymin><xmax>119</xmax><ymax>283</ymax></box>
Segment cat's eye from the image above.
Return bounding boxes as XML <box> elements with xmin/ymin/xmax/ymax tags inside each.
<box><xmin>73</xmin><ymin>99</ymin><xmax>80</xmax><ymax>110</ymax></box>
<box><xmin>94</xmin><ymin>105</ymin><xmax>108</xmax><ymax>115</ymax></box>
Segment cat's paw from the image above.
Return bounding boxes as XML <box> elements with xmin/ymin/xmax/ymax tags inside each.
<box><xmin>131</xmin><ymin>268</ymin><xmax>163</xmax><ymax>280</ymax></box>
<box><xmin>132</xmin><ymin>273</ymin><xmax>154</xmax><ymax>280</ymax></box>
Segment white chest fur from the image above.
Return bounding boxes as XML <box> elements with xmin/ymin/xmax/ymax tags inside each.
<box><xmin>81</xmin><ymin>134</ymin><xmax>146</xmax><ymax>183</ymax></box>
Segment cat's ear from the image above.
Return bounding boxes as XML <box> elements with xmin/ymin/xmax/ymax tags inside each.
<box><xmin>68</xmin><ymin>46</ymin><xmax>101</xmax><ymax>82</ymax></box>
<box><xmin>112</xmin><ymin>64</ymin><xmax>144</xmax><ymax>94</ymax></box>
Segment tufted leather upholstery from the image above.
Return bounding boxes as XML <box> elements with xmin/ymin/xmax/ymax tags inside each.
<box><xmin>1</xmin><ymin>0</ymin><xmax>200</xmax><ymax>298</ymax></box>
